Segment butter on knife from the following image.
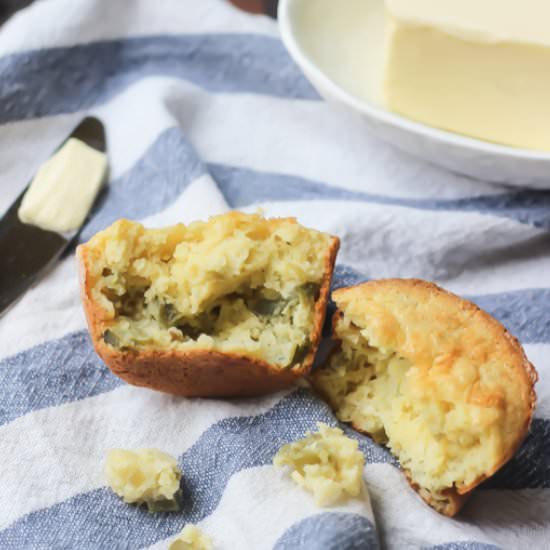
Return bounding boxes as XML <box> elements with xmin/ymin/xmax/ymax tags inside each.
<box><xmin>0</xmin><ymin>116</ymin><xmax>107</xmax><ymax>317</ymax></box>
<box><xmin>18</xmin><ymin>137</ymin><xmax>107</xmax><ymax>233</ymax></box>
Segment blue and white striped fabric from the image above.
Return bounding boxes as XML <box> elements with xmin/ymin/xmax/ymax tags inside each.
<box><xmin>0</xmin><ymin>1</ymin><xmax>548</xmax><ymax>548</ymax></box>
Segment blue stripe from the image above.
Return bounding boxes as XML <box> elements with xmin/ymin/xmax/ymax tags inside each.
<box><xmin>1</xmin><ymin>329</ymin><xmax>544</xmax><ymax>492</ymax></box>
<box><xmin>0</xmin><ymin>331</ymin><xmax>121</xmax><ymax>427</ymax></box>
<box><xmin>0</xmin><ymin>390</ymin><xmax>381</xmax><ymax>549</ymax></box>
<box><xmin>76</xmin><ymin>126</ymin><xmax>550</xmax><ymax>248</ymax></box>
<box><xmin>210</xmin><ymin>163</ymin><xmax>550</xmax><ymax>229</ymax></box>
<box><xmin>480</xmin><ymin>418</ymin><xmax>550</xmax><ymax>490</ymax></box>
<box><xmin>0</xmin><ymin>263</ymin><xmax>545</xmax><ymax>425</ymax></box>
<box><xmin>435</xmin><ymin>287</ymin><xmax>549</xmax><ymax>344</ymax></box>
<box><xmin>331</xmin><ymin>264</ymin><xmax>367</xmax><ymax>292</ymax></box>
<box><xmin>470</xmin><ymin>290</ymin><xmax>550</xmax><ymax>345</ymax></box>
<box><xmin>331</xmin><ymin>265</ymin><xmax>550</xmax><ymax>344</ymax></box>
<box><xmin>0</xmin><ymin>267</ymin><xmax>546</xmax><ymax>436</ymax></box>
<box><xmin>80</xmin><ymin>127</ymin><xmax>204</xmax><ymax>242</ymax></box>
<box><xmin>0</xmin><ymin>390</ymin><xmax>546</xmax><ymax>548</ymax></box>
<box><xmin>0</xmin><ymin>34</ymin><xmax>319</xmax><ymax>125</ymax></box>
<box><xmin>273</xmin><ymin>513</ymin><xmax>379</xmax><ymax>550</ymax></box>
<box><xmin>425</xmin><ymin>544</ymin><xmax>502</xmax><ymax>550</ymax></box>
<box><xmin>0</xmin><ymin>330</ymin><xmax>392</xmax><ymax>470</ymax></box>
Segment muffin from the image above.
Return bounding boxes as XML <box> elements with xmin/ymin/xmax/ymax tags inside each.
<box><xmin>77</xmin><ymin>212</ymin><xmax>339</xmax><ymax>397</ymax></box>
<box><xmin>310</xmin><ymin>279</ymin><xmax>537</xmax><ymax>516</ymax></box>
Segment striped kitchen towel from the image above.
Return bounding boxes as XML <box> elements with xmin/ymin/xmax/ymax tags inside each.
<box><xmin>0</xmin><ymin>0</ymin><xmax>548</xmax><ymax>548</ymax></box>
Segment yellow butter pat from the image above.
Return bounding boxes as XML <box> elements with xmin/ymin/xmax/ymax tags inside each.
<box><xmin>18</xmin><ymin>137</ymin><xmax>107</xmax><ymax>233</ymax></box>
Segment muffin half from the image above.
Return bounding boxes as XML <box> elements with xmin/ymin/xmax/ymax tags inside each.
<box><xmin>77</xmin><ymin>212</ymin><xmax>339</xmax><ymax>397</ymax></box>
<box><xmin>310</xmin><ymin>279</ymin><xmax>537</xmax><ymax>516</ymax></box>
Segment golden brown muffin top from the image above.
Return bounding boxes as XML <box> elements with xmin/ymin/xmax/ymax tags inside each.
<box><xmin>333</xmin><ymin>278</ymin><xmax>537</xmax><ymax>490</ymax></box>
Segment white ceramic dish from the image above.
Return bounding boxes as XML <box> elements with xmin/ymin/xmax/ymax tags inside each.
<box><xmin>278</xmin><ymin>0</ymin><xmax>550</xmax><ymax>188</ymax></box>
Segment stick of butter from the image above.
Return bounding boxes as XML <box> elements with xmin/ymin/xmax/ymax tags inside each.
<box><xmin>18</xmin><ymin>137</ymin><xmax>107</xmax><ymax>233</ymax></box>
<box><xmin>382</xmin><ymin>0</ymin><xmax>550</xmax><ymax>151</ymax></box>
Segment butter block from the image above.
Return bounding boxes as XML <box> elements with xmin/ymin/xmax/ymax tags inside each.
<box><xmin>382</xmin><ymin>0</ymin><xmax>550</xmax><ymax>151</ymax></box>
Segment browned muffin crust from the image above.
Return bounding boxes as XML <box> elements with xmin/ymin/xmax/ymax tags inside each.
<box><xmin>310</xmin><ymin>278</ymin><xmax>537</xmax><ymax>516</ymax></box>
<box><xmin>77</xmin><ymin>216</ymin><xmax>339</xmax><ymax>397</ymax></box>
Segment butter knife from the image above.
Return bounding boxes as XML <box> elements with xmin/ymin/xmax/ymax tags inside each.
<box><xmin>0</xmin><ymin>117</ymin><xmax>106</xmax><ymax>317</ymax></box>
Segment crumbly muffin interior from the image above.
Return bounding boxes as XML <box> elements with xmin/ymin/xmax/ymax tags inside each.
<box><xmin>311</xmin><ymin>283</ymin><xmax>533</xmax><ymax>506</ymax></box>
<box><xmin>105</xmin><ymin>448</ymin><xmax>181</xmax><ymax>512</ymax></box>
<box><xmin>85</xmin><ymin>212</ymin><xmax>333</xmax><ymax>368</ymax></box>
<box><xmin>273</xmin><ymin>422</ymin><xmax>364</xmax><ymax>506</ymax></box>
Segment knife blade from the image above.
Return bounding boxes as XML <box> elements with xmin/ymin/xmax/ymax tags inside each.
<box><xmin>0</xmin><ymin>117</ymin><xmax>106</xmax><ymax>317</ymax></box>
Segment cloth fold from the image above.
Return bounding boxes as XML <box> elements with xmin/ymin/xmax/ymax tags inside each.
<box><xmin>0</xmin><ymin>1</ymin><xmax>548</xmax><ymax>548</ymax></box>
